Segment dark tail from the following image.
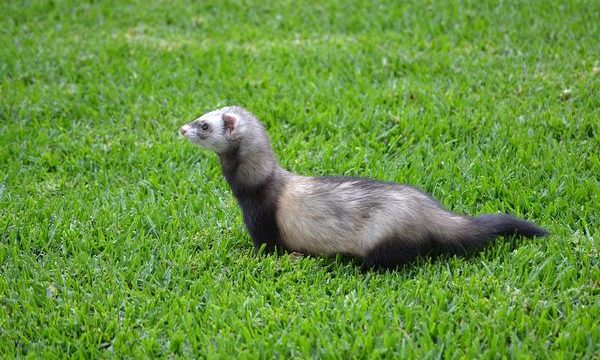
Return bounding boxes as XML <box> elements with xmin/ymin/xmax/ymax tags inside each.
<box><xmin>474</xmin><ymin>214</ymin><xmax>549</xmax><ymax>238</ymax></box>
<box><xmin>437</xmin><ymin>214</ymin><xmax>548</xmax><ymax>256</ymax></box>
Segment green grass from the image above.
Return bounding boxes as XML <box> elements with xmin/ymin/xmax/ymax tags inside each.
<box><xmin>1</xmin><ymin>0</ymin><xmax>599</xmax><ymax>357</ymax></box>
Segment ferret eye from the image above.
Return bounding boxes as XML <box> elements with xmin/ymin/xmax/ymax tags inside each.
<box><xmin>201</xmin><ymin>123</ymin><xmax>209</xmax><ymax>131</ymax></box>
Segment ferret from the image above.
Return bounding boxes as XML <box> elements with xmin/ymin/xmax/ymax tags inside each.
<box><xmin>179</xmin><ymin>106</ymin><xmax>548</xmax><ymax>270</ymax></box>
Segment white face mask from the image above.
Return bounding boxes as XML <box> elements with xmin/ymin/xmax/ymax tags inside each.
<box><xmin>180</xmin><ymin>108</ymin><xmax>241</xmax><ymax>154</ymax></box>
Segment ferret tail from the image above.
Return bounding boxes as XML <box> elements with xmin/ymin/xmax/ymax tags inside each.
<box><xmin>474</xmin><ymin>214</ymin><xmax>549</xmax><ymax>238</ymax></box>
<box><xmin>438</xmin><ymin>214</ymin><xmax>549</xmax><ymax>255</ymax></box>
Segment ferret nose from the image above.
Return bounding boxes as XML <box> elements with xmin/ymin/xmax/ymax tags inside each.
<box><xmin>180</xmin><ymin>125</ymin><xmax>190</xmax><ymax>136</ymax></box>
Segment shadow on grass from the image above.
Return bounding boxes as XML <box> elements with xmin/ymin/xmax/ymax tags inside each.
<box><xmin>251</xmin><ymin>234</ymin><xmax>547</xmax><ymax>275</ymax></box>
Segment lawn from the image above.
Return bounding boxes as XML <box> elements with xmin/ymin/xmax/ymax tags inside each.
<box><xmin>1</xmin><ymin>0</ymin><xmax>598</xmax><ymax>358</ymax></box>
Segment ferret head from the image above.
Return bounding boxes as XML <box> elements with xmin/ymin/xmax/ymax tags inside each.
<box><xmin>179</xmin><ymin>106</ymin><xmax>250</xmax><ymax>154</ymax></box>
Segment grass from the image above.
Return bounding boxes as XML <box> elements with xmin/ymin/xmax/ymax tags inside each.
<box><xmin>1</xmin><ymin>0</ymin><xmax>599</xmax><ymax>357</ymax></box>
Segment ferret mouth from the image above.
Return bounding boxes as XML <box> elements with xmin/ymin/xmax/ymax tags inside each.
<box><xmin>185</xmin><ymin>132</ymin><xmax>203</xmax><ymax>141</ymax></box>
<box><xmin>180</xmin><ymin>130</ymin><xmax>206</xmax><ymax>145</ymax></box>
<box><xmin>180</xmin><ymin>125</ymin><xmax>199</xmax><ymax>139</ymax></box>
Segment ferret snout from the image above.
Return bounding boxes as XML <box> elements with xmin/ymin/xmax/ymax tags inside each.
<box><xmin>180</xmin><ymin>124</ymin><xmax>191</xmax><ymax>136</ymax></box>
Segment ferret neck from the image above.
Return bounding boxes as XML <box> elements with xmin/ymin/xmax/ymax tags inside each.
<box><xmin>218</xmin><ymin>143</ymin><xmax>283</xmax><ymax>194</ymax></box>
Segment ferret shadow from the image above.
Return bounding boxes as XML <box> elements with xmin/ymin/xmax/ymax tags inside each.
<box><xmin>259</xmin><ymin>235</ymin><xmax>535</xmax><ymax>275</ymax></box>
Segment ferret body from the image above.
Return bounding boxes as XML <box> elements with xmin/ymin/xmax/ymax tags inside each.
<box><xmin>180</xmin><ymin>106</ymin><xmax>547</xmax><ymax>269</ymax></box>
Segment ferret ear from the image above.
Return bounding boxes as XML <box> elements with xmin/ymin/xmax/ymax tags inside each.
<box><xmin>222</xmin><ymin>112</ymin><xmax>238</xmax><ymax>136</ymax></box>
